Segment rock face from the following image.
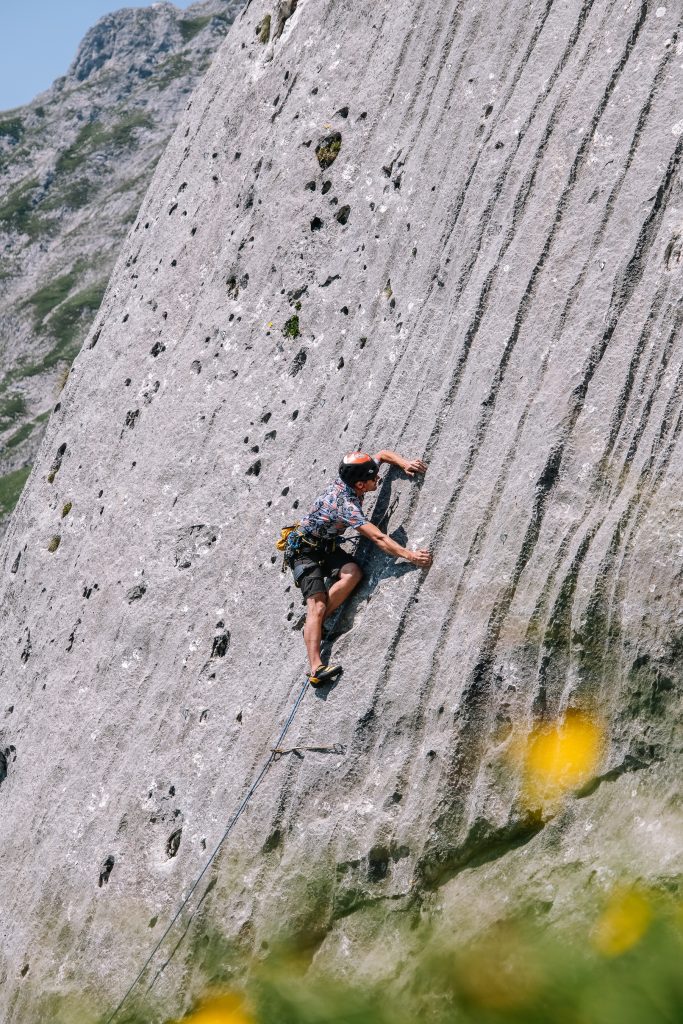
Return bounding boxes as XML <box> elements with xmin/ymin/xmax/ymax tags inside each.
<box><xmin>1</xmin><ymin>0</ymin><xmax>682</xmax><ymax>1020</ymax></box>
<box><xmin>0</xmin><ymin>0</ymin><xmax>243</xmax><ymax>536</ymax></box>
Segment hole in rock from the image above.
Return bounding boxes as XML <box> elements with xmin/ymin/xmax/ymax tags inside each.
<box><xmin>211</xmin><ymin>630</ymin><xmax>231</xmax><ymax>658</ymax></box>
<box><xmin>367</xmin><ymin>846</ymin><xmax>389</xmax><ymax>882</ymax></box>
<box><xmin>99</xmin><ymin>855</ymin><xmax>115</xmax><ymax>887</ymax></box>
<box><xmin>166</xmin><ymin>829</ymin><xmax>182</xmax><ymax>859</ymax></box>
<box><xmin>289</xmin><ymin>351</ymin><xmax>307</xmax><ymax>377</ymax></box>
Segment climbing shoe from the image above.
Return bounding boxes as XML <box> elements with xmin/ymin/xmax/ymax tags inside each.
<box><xmin>308</xmin><ymin>663</ymin><xmax>343</xmax><ymax>687</ymax></box>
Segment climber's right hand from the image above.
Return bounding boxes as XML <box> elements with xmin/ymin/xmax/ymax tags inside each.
<box><xmin>408</xmin><ymin>548</ymin><xmax>432</xmax><ymax>568</ymax></box>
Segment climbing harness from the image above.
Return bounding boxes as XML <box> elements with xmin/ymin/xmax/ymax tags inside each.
<box><xmin>277</xmin><ymin>525</ymin><xmax>338</xmax><ymax>578</ymax></box>
<box><xmin>278</xmin><ymin>526</ymin><xmax>338</xmax><ymax>557</ymax></box>
<box><xmin>103</xmin><ymin>676</ymin><xmax>312</xmax><ymax>1024</ymax></box>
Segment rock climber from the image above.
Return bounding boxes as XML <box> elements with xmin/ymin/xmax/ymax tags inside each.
<box><xmin>283</xmin><ymin>450</ymin><xmax>432</xmax><ymax>686</ymax></box>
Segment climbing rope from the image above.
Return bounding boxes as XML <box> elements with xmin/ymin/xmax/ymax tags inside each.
<box><xmin>103</xmin><ymin>676</ymin><xmax>310</xmax><ymax>1024</ymax></box>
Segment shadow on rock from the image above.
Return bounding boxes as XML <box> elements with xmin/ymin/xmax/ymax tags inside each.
<box><xmin>311</xmin><ymin>672</ymin><xmax>343</xmax><ymax>701</ymax></box>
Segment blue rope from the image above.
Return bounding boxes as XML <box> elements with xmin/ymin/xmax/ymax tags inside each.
<box><xmin>103</xmin><ymin>677</ymin><xmax>310</xmax><ymax>1024</ymax></box>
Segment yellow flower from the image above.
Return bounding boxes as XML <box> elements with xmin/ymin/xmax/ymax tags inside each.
<box><xmin>521</xmin><ymin>712</ymin><xmax>603</xmax><ymax>806</ymax></box>
<box><xmin>593</xmin><ymin>889</ymin><xmax>652</xmax><ymax>957</ymax></box>
<box><xmin>173</xmin><ymin>992</ymin><xmax>254</xmax><ymax>1024</ymax></box>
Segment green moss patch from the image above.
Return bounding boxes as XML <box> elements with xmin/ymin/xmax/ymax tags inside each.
<box><xmin>257</xmin><ymin>13</ymin><xmax>272</xmax><ymax>42</ymax></box>
<box><xmin>26</xmin><ymin>270</ymin><xmax>81</xmax><ymax>325</ymax></box>
<box><xmin>58</xmin><ymin>178</ymin><xmax>98</xmax><ymax>211</ymax></box>
<box><xmin>282</xmin><ymin>315</ymin><xmax>300</xmax><ymax>339</ymax></box>
<box><xmin>0</xmin><ymin>177</ymin><xmax>46</xmax><ymax>236</ymax></box>
<box><xmin>5</xmin><ymin>421</ymin><xmax>34</xmax><ymax>449</ymax></box>
<box><xmin>151</xmin><ymin>54</ymin><xmax>193</xmax><ymax>90</ymax></box>
<box><xmin>179</xmin><ymin>14</ymin><xmax>212</xmax><ymax>42</ymax></box>
<box><xmin>112</xmin><ymin>172</ymin><xmax>148</xmax><ymax>195</ymax></box>
<box><xmin>0</xmin><ymin>392</ymin><xmax>26</xmax><ymax>428</ymax></box>
<box><xmin>316</xmin><ymin>132</ymin><xmax>342</xmax><ymax>170</ymax></box>
<box><xmin>4</xmin><ymin>409</ymin><xmax>50</xmax><ymax>450</ymax></box>
<box><xmin>47</xmin><ymin>280</ymin><xmax>106</xmax><ymax>343</ymax></box>
<box><xmin>56</xmin><ymin>113</ymin><xmax>154</xmax><ymax>175</ymax></box>
<box><xmin>0</xmin><ymin>465</ymin><xmax>31</xmax><ymax>516</ymax></box>
<box><xmin>15</xmin><ymin>280</ymin><xmax>107</xmax><ymax>379</ymax></box>
<box><xmin>0</xmin><ymin>117</ymin><xmax>24</xmax><ymax>143</ymax></box>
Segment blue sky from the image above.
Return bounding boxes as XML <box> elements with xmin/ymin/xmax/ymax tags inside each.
<box><xmin>0</xmin><ymin>1</ymin><xmax>196</xmax><ymax>112</ymax></box>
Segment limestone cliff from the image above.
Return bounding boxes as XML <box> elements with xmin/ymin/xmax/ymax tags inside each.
<box><xmin>0</xmin><ymin>0</ymin><xmax>681</xmax><ymax>1020</ymax></box>
<box><xmin>0</xmin><ymin>0</ymin><xmax>243</xmax><ymax>536</ymax></box>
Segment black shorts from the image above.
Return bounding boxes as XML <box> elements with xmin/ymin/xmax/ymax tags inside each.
<box><xmin>290</xmin><ymin>545</ymin><xmax>360</xmax><ymax>602</ymax></box>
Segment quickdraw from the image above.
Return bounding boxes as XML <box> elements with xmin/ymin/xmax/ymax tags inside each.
<box><xmin>275</xmin><ymin>522</ymin><xmax>299</xmax><ymax>551</ymax></box>
<box><xmin>271</xmin><ymin>743</ymin><xmax>345</xmax><ymax>761</ymax></box>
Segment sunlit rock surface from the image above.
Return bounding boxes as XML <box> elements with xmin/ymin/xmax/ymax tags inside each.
<box><xmin>0</xmin><ymin>0</ymin><xmax>682</xmax><ymax>1019</ymax></box>
<box><xmin>0</xmin><ymin>0</ymin><xmax>243</xmax><ymax>536</ymax></box>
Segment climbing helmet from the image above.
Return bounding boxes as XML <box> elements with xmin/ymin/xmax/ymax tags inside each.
<box><xmin>338</xmin><ymin>451</ymin><xmax>379</xmax><ymax>486</ymax></box>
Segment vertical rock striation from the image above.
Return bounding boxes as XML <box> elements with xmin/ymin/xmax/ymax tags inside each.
<box><xmin>0</xmin><ymin>0</ymin><xmax>244</xmax><ymax>535</ymax></box>
<box><xmin>0</xmin><ymin>0</ymin><xmax>681</xmax><ymax>1019</ymax></box>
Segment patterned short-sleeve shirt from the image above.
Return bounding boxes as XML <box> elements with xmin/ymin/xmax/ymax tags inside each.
<box><xmin>299</xmin><ymin>477</ymin><xmax>368</xmax><ymax>541</ymax></box>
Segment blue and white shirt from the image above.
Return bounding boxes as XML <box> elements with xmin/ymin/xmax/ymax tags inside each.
<box><xmin>299</xmin><ymin>477</ymin><xmax>368</xmax><ymax>541</ymax></box>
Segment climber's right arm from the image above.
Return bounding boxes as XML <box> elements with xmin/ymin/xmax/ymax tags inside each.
<box><xmin>357</xmin><ymin>523</ymin><xmax>432</xmax><ymax>567</ymax></box>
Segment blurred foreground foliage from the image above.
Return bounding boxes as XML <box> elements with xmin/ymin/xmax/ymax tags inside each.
<box><xmin>98</xmin><ymin>888</ymin><xmax>683</xmax><ymax>1024</ymax></box>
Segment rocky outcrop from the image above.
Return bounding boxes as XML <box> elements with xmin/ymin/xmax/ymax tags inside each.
<box><xmin>70</xmin><ymin>5</ymin><xmax>192</xmax><ymax>83</ymax></box>
<box><xmin>0</xmin><ymin>0</ymin><xmax>682</xmax><ymax>1020</ymax></box>
<box><xmin>0</xmin><ymin>0</ymin><xmax>243</xmax><ymax>537</ymax></box>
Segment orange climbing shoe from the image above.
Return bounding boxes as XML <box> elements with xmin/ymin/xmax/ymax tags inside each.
<box><xmin>308</xmin><ymin>663</ymin><xmax>343</xmax><ymax>687</ymax></box>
